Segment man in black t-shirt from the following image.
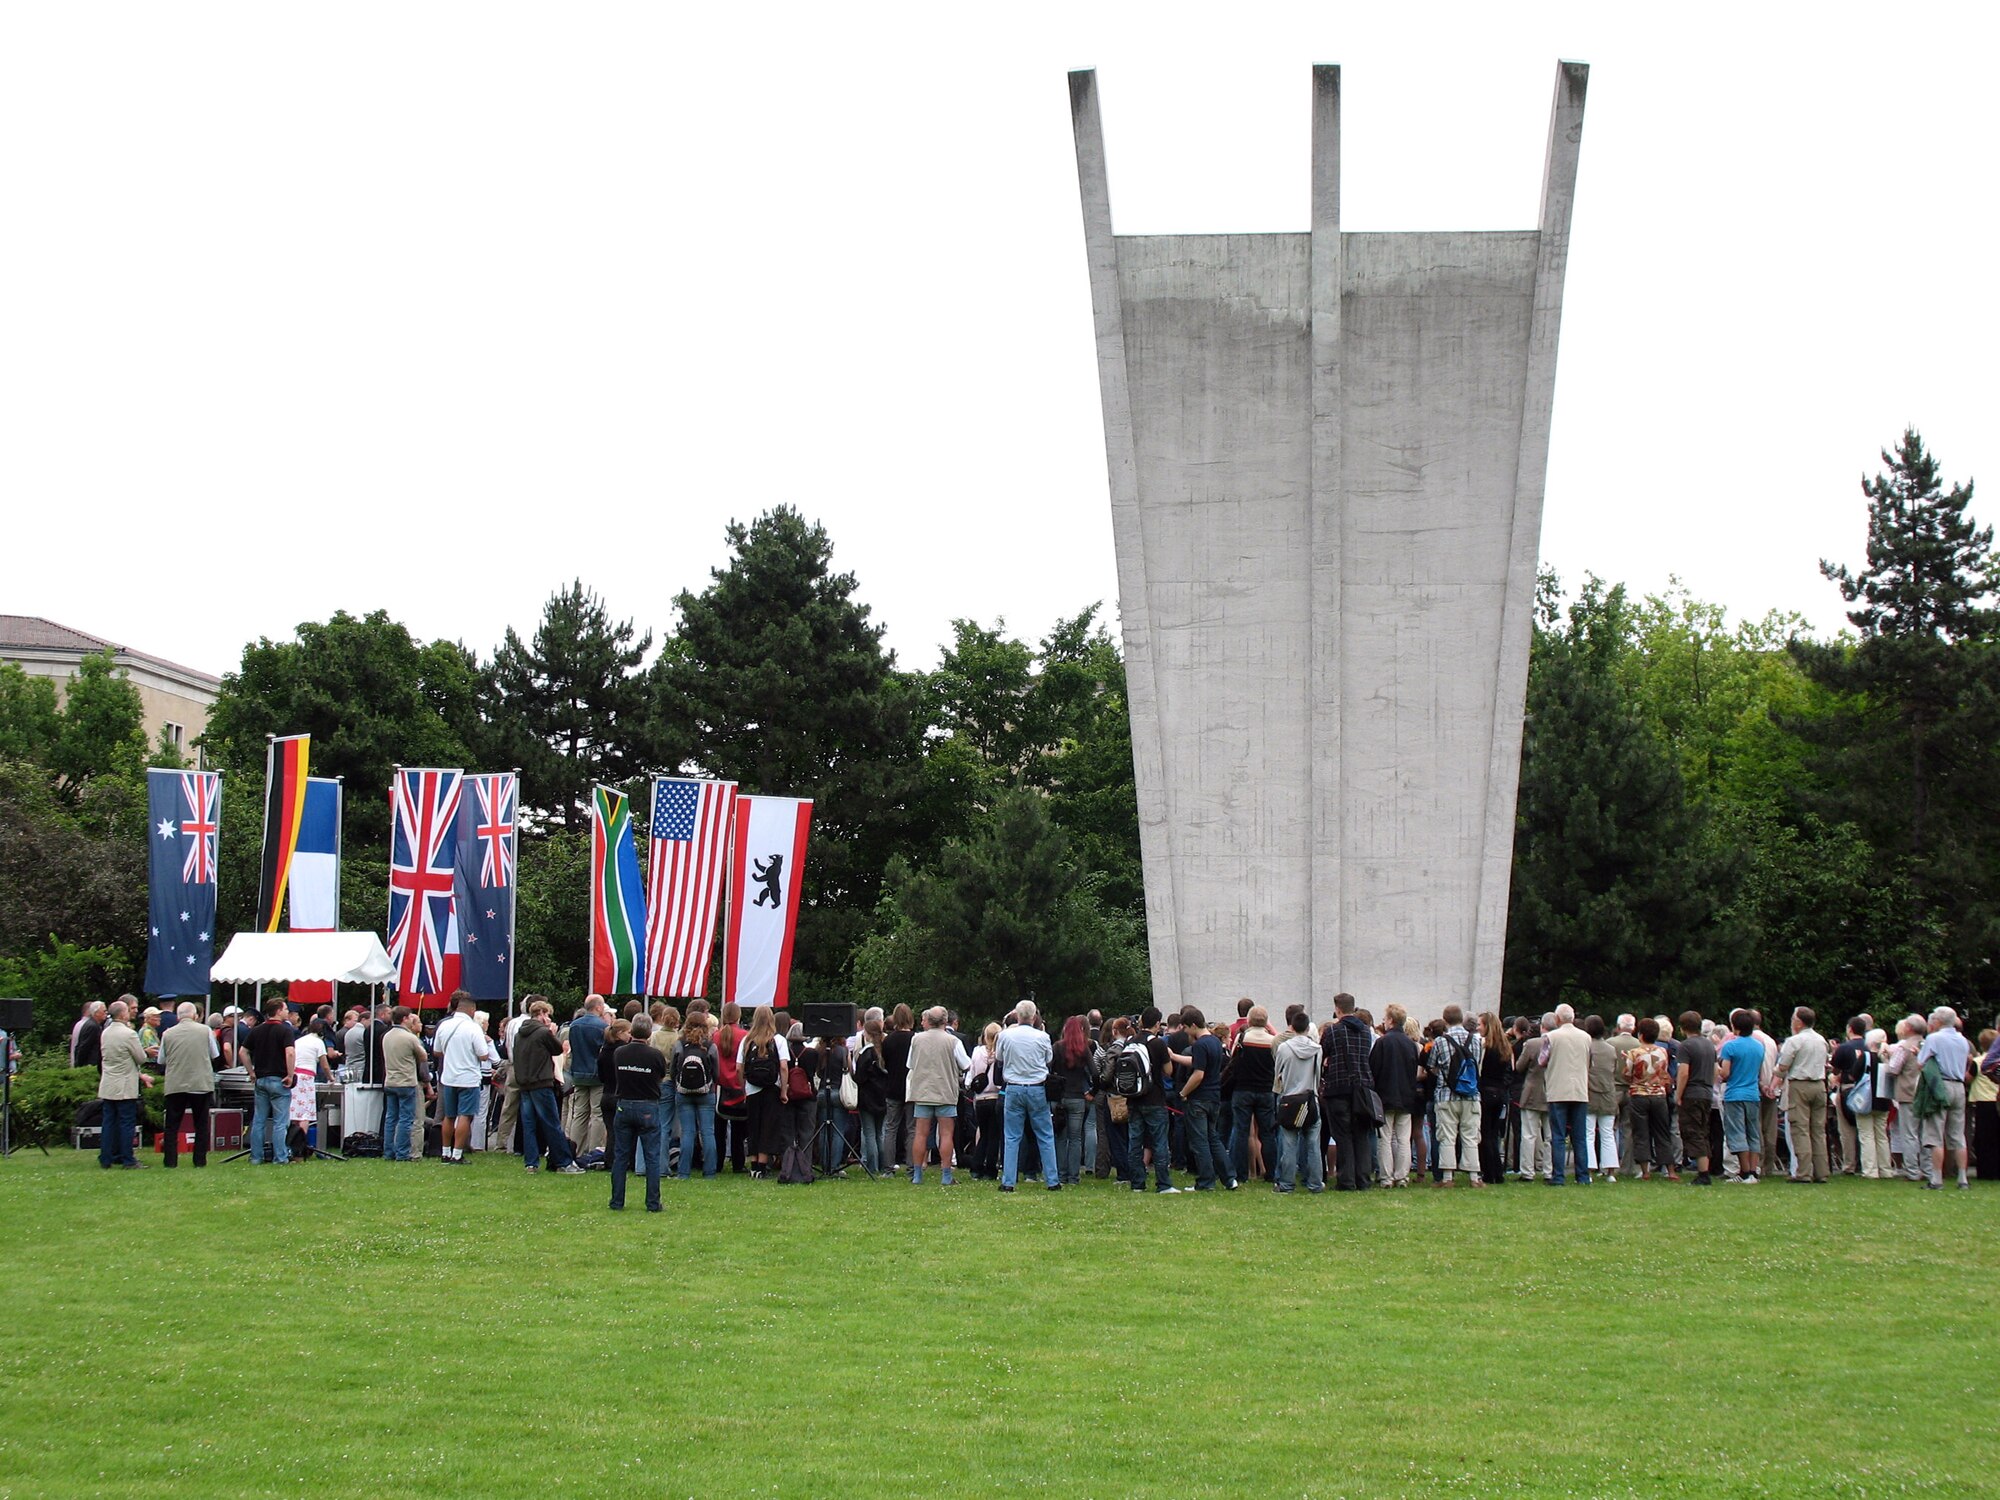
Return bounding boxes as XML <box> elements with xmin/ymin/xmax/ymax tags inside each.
<box><xmin>1830</xmin><ymin>1016</ymin><xmax>1871</xmax><ymax>1177</ymax></box>
<box><xmin>609</xmin><ymin>1016</ymin><xmax>668</xmax><ymax>1211</ymax></box>
<box><xmin>243</xmin><ymin>997</ymin><xmax>298</xmax><ymax>1165</ymax></box>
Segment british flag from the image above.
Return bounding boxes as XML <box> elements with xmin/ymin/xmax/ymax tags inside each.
<box><xmin>388</xmin><ymin>767</ymin><xmax>463</xmax><ymax>997</ymax></box>
<box><xmin>179</xmin><ymin>771</ymin><xmax>220</xmax><ymax>886</ymax></box>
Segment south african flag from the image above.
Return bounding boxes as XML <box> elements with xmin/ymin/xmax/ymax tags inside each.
<box><xmin>590</xmin><ymin>784</ymin><xmax>648</xmax><ymax>995</ymax></box>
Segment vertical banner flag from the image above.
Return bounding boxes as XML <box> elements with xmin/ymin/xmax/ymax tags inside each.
<box><xmin>645</xmin><ymin>777</ymin><xmax>736</xmax><ymax>997</ymax></box>
<box><xmin>723</xmin><ymin>795</ymin><xmax>812</xmax><ymax>1010</ymax></box>
<box><xmin>257</xmin><ymin>734</ymin><xmax>310</xmax><ymax>931</ymax></box>
<box><xmin>387</xmin><ymin>768</ymin><xmax>463</xmax><ymax>997</ymax></box>
<box><xmin>590</xmin><ymin>784</ymin><xmax>648</xmax><ymax>995</ymax></box>
<box><xmin>454</xmin><ymin>772</ymin><xmax>518</xmax><ymax>1004</ymax></box>
<box><xmin>145</xmin><ymin>768</ymin><xmax>220</xmax><ymax>996</ymax></box>
<box><xmin>287</xmin><ymin>776</ymin><xmax>342</xmax><ymax>1005</ymax></box>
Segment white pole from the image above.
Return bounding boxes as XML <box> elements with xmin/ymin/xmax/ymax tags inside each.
<box><xmin>506</xmin><ymin>769</ymin><xmax>520</xmax><ymax>1017</ymax></box>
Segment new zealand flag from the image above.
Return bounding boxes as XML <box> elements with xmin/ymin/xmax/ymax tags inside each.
<box><xmin>145</xmin><ymin>768</ymin><xmax>220</xmax><ymax>996</ymax></box>
<box><xmin>453</xmin><ymin>772</ymin><xmax>517</xmax><ymax>1004</ymax></box>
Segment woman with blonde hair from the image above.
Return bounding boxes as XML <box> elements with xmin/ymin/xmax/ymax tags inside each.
<box><xmin>736</xmin><ymin>1005</ymin><xmax>789</xmax><ymax>1178</ymax></box>
<box><xmin>1476</xmin><ymin>1012</ymin><xmax>1512</xmax><ymax>1185</ymax></box>
<box><xmin>966</xmin><ymin>1021</ymin><xmax>1003</xmax><ymax>1180</ymax></box>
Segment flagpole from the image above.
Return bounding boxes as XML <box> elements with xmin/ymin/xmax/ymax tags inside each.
<box><xmin>507</xmin><ymin>768</ymin><xmax>520</xmax><ymax>1020</ymax></box>
<box><xmin>587</xmin><ymin>785</ymin><xmax>598</xmax><ymax>1010</ymax></box>
<box><xmin>259</xmin><ymin>734</ymin><xmax>276</xmax><ymax>932</ymax></box>
<box><xmin>719</xmin><ymin>793</ymin><xmax>733</xmax><ymax>1011</ymax></box>
<box><xmin>333</xmin><ymin>777</ymin><xmax>345</xmax><ymax>926</ymax></box>
<box><xmin>389</xmin><ymin>766</ymin><xmax>401</xmax><ymax>1005</ymax></box>
<box><xmin>205</xmin><ymin>768</ymin><xmax>224</xmax><ymax>1025</ymax></box>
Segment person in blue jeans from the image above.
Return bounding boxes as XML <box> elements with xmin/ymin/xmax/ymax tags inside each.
<box><xmin>1228</xmin><ymin>1011</ymin><xmax>1279</xmax><ymax>1187</ymax></box>
<box><xmin>1272</xmin><ymin>1008</ymin><xmax>1326</xmax><ymax>1192</ymax></box>
<box><xmin>1173</xmin><ymin>1006</ymin><xmax>1226</xmax><ymax>1190</ymax></box>
<box><xmin>996</xmin><ymin>1002</ymin><xmax>1061</xmax><ymax>1191</ymax></box>
<box><xmin>241</xmin><ymin>997</ymin><xmax>298</xmax><ymax>1165</ymax></box>
<box><xmin>672</xmin><ymin>1012</ymin><xmax>721</xmax><ymax>1179</ymax></box>
<box><xmin>512</xmin><ymin>1001</ymin><xmax>580</xmax><ymax>1173</ymax></box>
<box><xmin>1121</xmin><ymin>1010</ymin><xmax>1180</xmax><ymax>1192</ymax></box>
<box><xmin>1542</xmin><ymin>1004</ymin><xmax>1594</xmax><ymax>1186</ymax></box>
<box><xmin>608</xmin><ymin>1017</ymin><xmax>668</xmax><ymax>1211</ymax></box>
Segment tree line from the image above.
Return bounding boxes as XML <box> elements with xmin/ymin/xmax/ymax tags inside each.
<box><xmin>2</xmin><ymin>430</ymin><xmax>1994</xmax><ymax>1051</ymax></box>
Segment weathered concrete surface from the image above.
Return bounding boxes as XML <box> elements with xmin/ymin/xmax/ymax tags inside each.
<box><xmin>1071</xmin><ymin>63</ymin><xmax>1587</xmax><ymax>1023</ymax></box>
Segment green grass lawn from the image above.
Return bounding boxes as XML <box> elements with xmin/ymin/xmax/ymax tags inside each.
<box><xmin>0</xmin><ymin>1151</ymin><xmax>1994</xmax><ymax>1499</ymax></box>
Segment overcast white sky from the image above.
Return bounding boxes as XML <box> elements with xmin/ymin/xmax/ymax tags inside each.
<box><xmin>4</xmin><ymin>3</ymin><xmax>1995</xmax><ymax>680</ymax></box>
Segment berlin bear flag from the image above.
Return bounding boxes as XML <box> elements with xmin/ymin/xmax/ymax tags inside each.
<box><xmin>723</xmin><ymin>795</ymin><xmax>812</xmax><ymax>1009</ymax></box>
<box><xmin>591</xmin><ymin>784</ymin><xmax>648</xmax><ymax>994</ymax></box>
<box><xmin>145</xmin><ymin>768</ymin><xmax>220</xmax><ymax>996</ymax></box>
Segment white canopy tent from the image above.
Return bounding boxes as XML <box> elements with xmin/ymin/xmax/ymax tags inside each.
<box><xmin>211</xmin><ymin>931</ymin><xmax>395</xmax><ymax>986</ymax></box>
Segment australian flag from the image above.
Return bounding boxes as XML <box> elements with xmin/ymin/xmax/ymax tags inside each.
<box><xmin>453</xmin><ymin>771</ymin><xmax>517</xmax><ymax>1004</ymax></box>
<box><xmin>146</xmin><ymin>768</ymin><xmax>220</xmax><ymax>996</ymax></box>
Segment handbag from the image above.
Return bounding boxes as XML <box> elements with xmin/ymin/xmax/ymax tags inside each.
<box><xmin>1278</xmin><ymin>1090</ymin><xmax>1315</xmax><ymax>1131</ymax></box>
<box><xmin>838</xmin><ymin>1070</ymin><xmax>859</xmax><ymax>1112</ymax></box>
<box><xmin>1107</xmin><ymin>1093</ymin><xmax>1130</xmax><ymax>1124</ymax></box>
<box><xmin>1351</xmin><ymin>1079</ymin><xmax>1385</xmax><ymax>1131</ymax></box>
<box><xmin>1844</xmin><ymin>1068</ymin><xmax>1874</xmax><ymax>1116</ymax></box>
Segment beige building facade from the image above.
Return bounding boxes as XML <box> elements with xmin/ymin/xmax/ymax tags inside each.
<box><xmin>0</xmin><ymin>615</ymin><xmax>221</xmax><ymax>760</ymax></box>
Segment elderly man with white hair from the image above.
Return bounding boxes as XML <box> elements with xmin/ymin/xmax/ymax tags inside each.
<box><xmin>1542</xmin><ymin>1003</ymin><xmax>1593</xmax><ymax>1186</ymax></box>
<box><xmin>1915</xmin><ymin>1006</ymin><xmax>1972</xmax><ymax>1190</ymax></box>
<box><xmin>158</xmin><ymin>1001</ymin><xmax>216</xmax><ymax>1167</ymax></box>
<box><xmin>1884</xmin><ymin>1015</ymin><xmax>1928</xmax><ymax>1180</ymax></box>
<box><xmin>904</xmin><ymin>1007</ymin><xmax>970</xmax><ymax>1186</ymax></box>
<box><xmin>994</xmin><ymin>1000</ymin><xmax>1061</xmax><ymax>1192</ymax></box>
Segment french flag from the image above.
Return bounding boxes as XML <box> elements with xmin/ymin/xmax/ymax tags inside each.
<box><xmin>287</xmin><ymin>778</ymin><xmax>342</xmax><ymax>1004</ymax></box>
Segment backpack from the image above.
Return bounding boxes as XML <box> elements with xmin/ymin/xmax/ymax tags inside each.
<box><xmin>1111</xmin><ymin>1039</ymin><xmax>1151</xmax><ymax>1099</ymax></box>
<box><xmin>675</xmin><ymin>1044</ymin><xmax>713</xmax><ymax>1096</ymax></box>
<box><xmin>1440</xmin><ymin>1029</ymin><xmax>1480</xmax><ymax>1100</ymax></box>
<box><xmin>1092</xmin><ymin>1041</ymin><xmax>1118</xmax><ymax>1090</ymax></box>
<box><xmin>744</xmin><ymin>1041</ymin><xmax>781</xmax><ymax>1090</ymax></box>
<box><xmin>787</xmin><ymin>1056</ymin><xmax>815</xmax><ymax>1104</ymax></box>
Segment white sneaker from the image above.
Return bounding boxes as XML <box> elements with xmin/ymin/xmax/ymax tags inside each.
<box><xmin>1155</xmin><ymin>1185</ymin><xmax>1182</xmax><ymax>1194</ymax></box>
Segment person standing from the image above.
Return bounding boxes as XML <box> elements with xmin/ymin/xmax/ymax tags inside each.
<box><xmin>996</xmin><ymin>1001</ymin><xmax>1062</xmax><ymax>1192</ymax></box>
<box><xmin>381</xmin><ymin>1008</ymin><xmax>430</xmax><ymax>1162</ymax></box>
<box><xmin>1915</xmin><ymin>1006</ymin><xmax>1972</xmax><ymax>1191</ymax></box>
<box><xmin>1971</xmin><ymin>1027</ymin><xmax>2000</xmax><ymax>1182</ymax></box>
<box><xmin>1271</xmin><ymin>1008</ymin><xmax>1325</xmax><ymax>1193</ymax></box>
<box><xmin>1225</xmin><ymin>1008</ymin><xmax>1277</xmax><ymax>1189</ymax></box>
<box><xmin>1673</xmin><ymin>1012</ymin><xmax>1716</xmax><ymax>1185</ymax></box>
<box><xmin>73</xmin><ymin>1000</ymin><xmax>107</xmax><ymax>1073</ymax></box>
<box><xmin>1476</xmin><ymin>1013</ymin><xmax>1513</xmax><ymax>1186</ymax></box>
<box><xmin>1370</xmin><ymin>1005</ymin><xmax>1420</xmax><ymax>1188</ymax></box>
<box><xmin>609</xmin><ymin>1016</ymin><xmax>667</xmax><ymax>1211</ymax></box>
<box><xmin>432</xmin><ymin>993</ymin><xmax>495</xmax><ymax>1163</ymax></box>
<box><xmin>1117</xmin><ymin>1007</ymin><xmax>1176</xmax><ymax>1194</ymax></box>
<box><xmin>290</xmin><ymin>1008</ymin><xmax>327</xmax><ymax>1152</ymax></box>
<box><xmin>671</xmin><ymin>1012</ymin><xmax>721</xmax><ymax>1179</ymax></box>
<box><xmin>96</xmin><ymin>999</ymin><xmax>153</xmax><ymax>1168</ymax></box>
<box><xmin>879</xmin><ymin>1005</ymin><xmax>916</xmax><ymax>1173</ymax></box>
<box><xmin>157</xmin><ymin>1002</ymin><xmax>214</xmax><ymax>1168</ymax></box>
<box><xmin>1171</xmin><ymin>1007</ymin><xmax>1224</xmax><ymax>1191</ymax></box>
<box><xmin>240</xmin><ymin>997</ymin><xmax>296</xmax><ymax>1165</ymax></box>
<box><xmin>1582</xmin><ymin>1016</ymin><xmax>1621</xmax><ymax>1183</ymax></box>
<box><xmin>1321</xmin><ymin>993</ymin><xmax>1374</xmax><ymax>1192</ymax></box>
<box><xmin>905</xmin><ymin>1007</ymin><xmax>970</xmax><ymax>1186</ymax></box>
<box><xmin>564</xmin><ymin>995</ymin><xmax>610</xmax><ymax>1158</ymax></box>
<box><xmin>1429</xmin><ymin>1005</ymin><xmax>1484</xmax><ymax>1188</ymax></box>
<box><xmin>735</xmin><ymin>1006</ymin><xmax>788</xmax><ymax>1178</ymax></box>
<box><xmin>513</xmin><ymin>999</ymin><xmax>583</xmax><ymax>1175</ymax></box>
<box><xmin>1716</xmin><ymin>1010</ymin><xmax>1766</xmax><ymax>1184</ymax></box>
<box><xmin>1513</xmin><ymin>1017</ymin><xmax>1553</xmax><ymax>1181</ymax></box>
<box><xmin>1620</xmin><ymin>1018</ymin><xmax>1674</xmax><ymax>1180</ymax></box>
<box><xmin>1830</xmin><ymin>1017</ymin><xmax>1871</xmax><ymax>1176</ymax></box>
<box><xmin>1054</xmin><ymin>1015</ymin><xmax>1099</xmax><ymax>1188</ymax></box>
<box><xmin>1541</xmin><ymin>1004</ymin><xmax>1592</xmax><ymax>1187</ymax></box>
<box><xmin>1775</xmin><ymin>1006</ymin><xmax>1831</xmax><ymax>1183</ymax></box>
<box><xmin>1884</xmin><ymin>1015</ymin><xmax>1927</xmax><ymax>1179</ymax></box>
<box><xmin>852</xmin><ymin>1016</ymin><xmax>890</xmax><ymax>1177</ymax></box>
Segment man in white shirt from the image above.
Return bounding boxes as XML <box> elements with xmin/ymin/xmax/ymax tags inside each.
<box><xmin>1542</xmin><ymin>1003</ymin><xmax>1593</xmax><ymax>1187</ymax></box>
<box><xmin>432</xmin><ymin>992</ymin><xmax>494</xmax><ymax>1163</ymax></box>
<box><xmin>994</xmin><ymin>1001</ymin><xmax>1060</xmax><ymax>1192</ymax></box>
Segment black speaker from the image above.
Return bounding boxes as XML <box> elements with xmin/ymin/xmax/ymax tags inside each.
<box><xmin>798</xmin><ymin>1003</ymin><xmax>856</xmax><ymax>1040</ymax></box>
<box><xmin>0</xmin><ymin>999</ymin><xmax>31</xmax><ymax>1033</ymax></box>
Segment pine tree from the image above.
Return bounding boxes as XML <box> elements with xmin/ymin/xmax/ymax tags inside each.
<box><xmin>657</xmin><ymin>507</ymin><xmax>928</xmax><ymax>992</ymax></box>
<box><xmin>486</xmin><ymin>582</ymin><xmax>655</xmax><ymax>830</ymax></box>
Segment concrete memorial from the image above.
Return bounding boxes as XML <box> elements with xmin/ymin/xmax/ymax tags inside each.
<box><xmin>1070</xmin><ymin>62</ymin><xmax>1588</xmax><ymax>1022</ymax></box>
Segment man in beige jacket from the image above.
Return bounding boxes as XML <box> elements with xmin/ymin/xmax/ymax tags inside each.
<box><xmin>159</xmin><ymin>1001</ymin><xmax>216</xmax><ymax>1167</ymax></box>
<box><xmin>1542</xmin><ymin>1003</ymin><xmax>1593</xmax><ymax>1186</ymax></box>
<box><xmin>96</xmin><ymin>997</ymin><xmax>153</xmax><ymax>1168</ymax></box>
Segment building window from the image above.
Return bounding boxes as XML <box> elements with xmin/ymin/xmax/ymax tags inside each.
<box><xmin>164</xmin><ymin>722</ymin><xmax>184</xmax><ymax>748</ymax></box>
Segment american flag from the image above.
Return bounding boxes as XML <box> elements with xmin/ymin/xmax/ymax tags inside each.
<box><xmin>645</xmin><ymin>777</ymin><xmax>735</xmax><ymax>997</ymax></box>
<box><xmin>388</xmin><ymin>768</ymin><xmax>463</xmax><ymax>997</ymax></box>
<box><xmin>179</xmin><ymin>771</ymin><xmax>219</xmax><ymax>885</ymax></box>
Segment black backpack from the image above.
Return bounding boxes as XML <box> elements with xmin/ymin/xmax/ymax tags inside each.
<box><xmin>744</xmin><ymin>1040</ymin><xmax>781</xmax><ymax>1090</ymax></box>
<box><xmin>675</xmin><ymin>1044</ymin><xmax>713</xmax><ymax>1095</ymax></box>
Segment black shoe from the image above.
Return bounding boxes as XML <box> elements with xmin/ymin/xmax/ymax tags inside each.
<box><xmin>1694</xmin><ymin>1172</ymin><xmax>1712</xmax><ymax>1185</ymax></box>
<box><xmin>608</xmin><ymin>1204</ymin><xmax>625</xmax><ymax>1211</ymax></box>
<box><xmin>999</xmin><ymin>1184</ymin><xmax>1016</xmax><ymax>1193</ymax></box>
<box><xmin>1047</xmin><ymin>1183</ymin><xmax>1062</xmax><ymax>1192</ymax></box>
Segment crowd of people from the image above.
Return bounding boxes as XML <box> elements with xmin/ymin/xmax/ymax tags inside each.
<box><xmin>66</xmin><ymin>988</ymin><xmax>2000</xmax><ymax>1203</ymax></box>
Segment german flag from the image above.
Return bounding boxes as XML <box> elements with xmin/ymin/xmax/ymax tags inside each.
<box><xmin>257</xmin><ymin>734</ymin><xmax>311</xmax><ymax>932</ymax></box>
